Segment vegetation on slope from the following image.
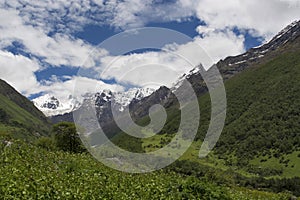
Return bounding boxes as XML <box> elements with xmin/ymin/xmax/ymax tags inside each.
<box><xmin>0</xmin><ymin>79</ymin><xmax>50</xmax><ymax>139</ymax></box>
<box><xmin>110</xmin><ymin>49</ymin><xmax>300</xmax><ymax>196</ymax></box>
<box><xmin>213</xmin><ymin>51</ymin><xmax>300</xmax><ymax>163</ymax></box>
<box><xmin>0</xmin><ymin>79</ymin><xmax>48</xmax><ymax>124</ymax></box>
<box><xmin>0</xmin><ymin>137</ymin><xmax>295</xmax><ymax>200</ymax></box>
<box><xmin>114</xmin><ymin>49</ymin><xmax>300</xmax><ymax>172</ymax></box>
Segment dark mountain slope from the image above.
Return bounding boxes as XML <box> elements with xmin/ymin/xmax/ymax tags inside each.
<box><xmin>0</xmin><ymin>79</ymin><xmax>48</xmax><ymax>124</ymax></box>
<box><xmin>0</xmin><ymin>79</ymin><xmax>50</xmax><ymax>139</ymax></box>
<box><xmin>214</xmin><ymin>48</ymin><xmax>300</xmax><ymax>163</ymax></box>
<box><xmin>153</xmin><ymin>30</ymin><xmax>300</xmax><ymax>176</ymax></box>
<box><xmin>113</xmin><ymin>20</ymin><xmax>300</xmax><ymax>154</ymax></box>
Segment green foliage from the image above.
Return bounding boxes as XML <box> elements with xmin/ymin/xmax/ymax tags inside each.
<box><xmin>35</xmin><ymin>137</ymin><xmax>56</xmax><ymax>151</ymax></box>
<box><xmin>0</xmin><ymin>79</ymin><xmax>48</xmax><ymax>125</ymax></box>
<box><xmin>111</xmin><ymin>132</ymin><xmax>145</xmax><ymax>153</ymax></box>
<box><xmin>0</xmin><ymin>139</ymin><xmax>236</xmax><ymax>200</ymax></box>
<box><xmin>0</xmin><ymin>93</ymin><xmax>50</xmax><ymax>139</ymax></box>
<box><xmin>52</xmin><ymin>122</ymin><xmax>85</xmax><ymax>153</ymax></box>
<box><xmin>155</xmin><ymin>50</ymin><xmax>300</xmax><ymax>176</ymax></box>
<box><xmin>0</xmin><ymin>108</ymin><xmax>8</xmax><ymax>123</ymax></box>
<box><xmin>215</xmin><ymin>51</ymin><xmax>300</xmax><ymax>161</ymax></box>
<box><xmin>167</xmin><ymin>159</ymin><xmax>300</xmax><ymax>197</ymax></box>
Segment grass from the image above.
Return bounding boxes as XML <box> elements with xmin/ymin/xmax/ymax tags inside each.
<box><xmin>250</xmin><ymin>151</ymin><xmax>300</xmax><ymax>178</ymax></box>
<box><xmin>0</xmin><ymin>138</ymin><xmax>295</xmax><ymax>199</ymax></box>
<box><xmin>0</xmin><ymin>94</ymin><xmax>49</xmax><ymax>139</ymax></box>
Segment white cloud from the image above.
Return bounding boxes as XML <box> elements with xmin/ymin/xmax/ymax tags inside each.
<box><xmin>3</xmin><ymin>0</ymin><xmax>299</xmax><ymax>39</ymax></box>
<box><xmin>0</xmin><ymin>9</ymin><xmax>106</xmax><ymax>68</ymax></box>
<box><xmin>94</xmin><ymin>28</ymin><xmax>244</xmax><ymax>89</ymax></box>
<box><xmin>108</xmin><ymin>0</ymin><xmax>196</xmax><ymax>29</ymax></box>
<box><xmin>2</xmin><ymin>0</ymin><xmax>100</xmax><ymax>33</ymax></box>
<box><xmin>0</xmin><ymin>50</ymin><xmax>40</xmax><ymax>95</ymax></box>
<box><xmin>2</xmin><ymin>0</ymin><xmax>196</xmax><ymax>32</ymax></box>
<box><xmin>38</xmin><ymin>76</ymin><xmax>124</xmax><ymax>102</ymax></box>
<box><xmin>195</xmin><ymin>28</ymin><xmax>245</xmax><ymax>63</ymax></box>
<box><xmin>194</xmin><ymin>0</ymin><xmax>300</xmax><ymax>40</ymax></box>
<box><xmin>97</xmin><ymin>39</ymin><xmax>217</xmax><ymax>88</ymax></box>
<box><xmin>99</xmin><ymin>52</ymin><xmax>187</xmax><ymax>88</ymax></box>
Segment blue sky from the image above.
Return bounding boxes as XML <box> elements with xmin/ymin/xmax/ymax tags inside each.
<box><xmin>33</xmin><ymin>18</ymin><xmax>262</xmax><ymax>94</ymax></box>
<box><xmin>0</xmin><ymin>0</ymin><xmax>299</xmax><ymax>101</ymax></box>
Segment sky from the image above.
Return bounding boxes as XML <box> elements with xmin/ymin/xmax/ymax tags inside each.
<box><xmin>0</xmin><ymin>0</ymin><xmax>299</xmax><ymax>101</ymax></box>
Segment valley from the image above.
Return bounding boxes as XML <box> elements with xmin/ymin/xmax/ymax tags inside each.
<box><xmin>0</xmin><ymin>20</ymin><xmax>299</xmax><ymax>199</ymax></box>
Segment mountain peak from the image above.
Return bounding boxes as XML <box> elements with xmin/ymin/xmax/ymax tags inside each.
<box><xmin>34</xmin><ymin>87</ymin><xmax>156</xmax><ymax>116</ymax></box>
<box><xmin>33</xmin><ymin>94</ymin><xmax>81</xmax><ymax>117</ymax></box>
<box><xmin>271</xmin><ymin>20</ymin><xmax>300</xmax><ymax>42</ymax></box>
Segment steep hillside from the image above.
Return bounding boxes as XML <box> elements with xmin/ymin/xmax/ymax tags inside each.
<box><xmin>0</xmin><ymin>79</ymin><xmax>50</xmax><ymax>139</ymax></box>
<box><xmin>111</xmin><ymin>21</ymin><xmax>300</xmax><ymax>180</ymax></box>
<box><xmin>137</xmin><ymin>31</ymin><xmax>300</xmax><ymax>180</ymax></box>
<box><xmin>198</xmin><ymin>46</ymin><xmax>300</xmax><ymax>175</ymax></box>
<box><xmin>0</xmin><ymin>79</ymin><xmax>48</xmax><ymax>123</ymax></box>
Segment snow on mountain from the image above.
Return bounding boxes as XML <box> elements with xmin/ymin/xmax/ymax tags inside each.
<box><xmin>33</xmin><ymin>88</ymin><xmax>155</xmax><ymax>116</ymax></box>
<box><xmin>33</xmin><ymin>94</ymin><xmax>81</xmax><ymax>117</ymax></box>
<box><xmin>113</xmin><ymin>88</ymin><xmax>155</xmax><ymax>111</ymax></box>
<box><xmin>272</xmin><ymin>20</ymin><xmax>299</xmax><ymax>41</ymax></box>
<box><xmin>171</xmin><ymin>65</ymin><xmax>202</xmax><ymax>92</ymax></box>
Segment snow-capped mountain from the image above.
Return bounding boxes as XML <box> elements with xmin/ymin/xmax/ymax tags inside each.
<box><xmin>171</xmin><ymin>65</ymin><xmax>202</xmax><ymax>92</ymax></box>
<box><xmin>218</xmin><ymin>19</ymin><xmax>300</xmax><ymax>80</ymax></box>
<box><xmin>33</xmin><ymin>94</ymin><xmax>81</xmax><ymax>117</ymax></box>
<box><xmin>33</xmin><ymin>88</ymin><xmax>155</xmax><ymax>117</ymax></box>
<box><xmin>113</xmin><ymin>88</ymin><xmax>155</xmax><ymax>111</ymax></box>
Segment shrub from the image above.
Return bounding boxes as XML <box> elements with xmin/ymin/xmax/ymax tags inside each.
<box><xmin>35</xmin><ymin>137</ymin><xmax>56</xmax><ymax>151</ymax></box>
<box><xmin>52</xmin><ymin>122</ymin><xmax>85</xmax><ymax>153</ymax></box>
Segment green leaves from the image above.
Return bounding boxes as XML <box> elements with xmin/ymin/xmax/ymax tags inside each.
<box><xmin>0</xmin><ymin>138</ymin><xmax>231</xmax><ymax>199</ymax></box>
<box><xmin>52</xmin><ymin>122</ymin><xmax>85</xmax><ymax>153</ymax></box>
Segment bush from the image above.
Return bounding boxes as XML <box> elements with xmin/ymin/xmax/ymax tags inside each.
<box><xmin>0</xmin><ymin>108</ymin><xmax>8</xmax><ymax>123</ymax></box>
<box><xmin>52</xmin><ymin>122</ymin><xmax>85</xmax><ymax>153</ymax></box>
<box><xmin>35</xmin><ymin>137</ymin><xmax>56</xmax><ymax>151</ymax></box>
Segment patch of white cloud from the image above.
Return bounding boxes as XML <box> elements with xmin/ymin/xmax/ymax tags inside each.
<box><xmin>107</xmin><ymin>0</ymin><xmax>196</xmax><ymax>29</ymax></box>
<box><xmin>0</xmin><ymin>50</ymin><xmax>40</xmax><ymax>95</ymax></box>
<box><xmin>3</xmin><ymin>0</ymin><xmax>299</xmax><ymax>39</ymax></box>
<box><xmin>193</xmin><ymin>0</ymin><xmax>300</xmax><ymax>40</ymax></box>
<box><xmin>2</xmin><ymin>0</ymin><xmax>104</xmax><ymax>33</ymax></box>
<box><xmin>97</xmin><ymin>37</ymin><xmax>218</xmax><ymax>88</ymax></box>
<box><xmin>2</xmin><ymin>0</ymin><xmax>195</xmax><ymax>32</ymax></box>
<box><xmin>0</xmin><ymin>50</ymin><xmax>117</xmax><ymax>100</ymax></box>
<box><xmin>195</xmin><ymin>28</ymin><xmax>245</xmax><ymax>63</ymax></box>
<box><xmin>0</xmin><ymin>8</ymin><xmax>109</xmax><ymax>69</ymax></box>
<box><xmin>99</xmin><ymin>52</ymin><xmax>187</xmax><ymax>88</ymax></box>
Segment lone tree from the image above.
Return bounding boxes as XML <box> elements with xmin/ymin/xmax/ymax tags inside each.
<box><xmin>52</xmin><ymin>122</ymin><xmax>85</xmax><ymax>153</ymax></box>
